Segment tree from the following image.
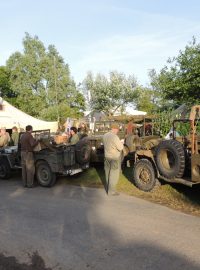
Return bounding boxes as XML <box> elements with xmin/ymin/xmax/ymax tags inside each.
<box><xmin>6</xmin><ymin>33</ymin><xmax>85</xmax><ymax>121</ymax></box>
<box><xmin>134</xmin><ymin>85</ymin><xmax>158</xmax><ymax>114</ymax></box>
<box><xmin>83</xmin><ymin>71</ymin><xmax>138</xmax><ymax>115</ymax></box>
<box><xmin>152</xmin><ymin>38</ymin><xmax>200</xmax><ymax>106</ymax></box>
<box><xmin>148</xmin><ymin>69</ymin><xmax>176</xmax><ymax>111</ymax></box>
<box><xmin>0</xmin><ymin>66</ymin><xmax>17</xmax><ymax>100</ymax></box>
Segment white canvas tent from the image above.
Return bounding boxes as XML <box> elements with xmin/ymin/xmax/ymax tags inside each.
<box><xmin>84</xmin><ymin>108</ymin><xmax>146</xmax><ymax>120</ymax></box>
<box><xmin>125</xmin><ymin>107</ymin><xmax>147</xmax><ymax>116</ymax></box>
<box><xmin>104</xmin><ymin>106</ymin><xmax>147</xmax><ymax>117</ymax></box>
<box><xmin>0</xmin><ymin>100</ymin><xmax>58</xmax><ymax>132</ymax></box>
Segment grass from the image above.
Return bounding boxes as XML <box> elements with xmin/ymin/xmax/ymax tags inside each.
<box><xmin>60</xmin><ymin>165</ymin><xmax>200</xmax><ymax>217</ymax></box>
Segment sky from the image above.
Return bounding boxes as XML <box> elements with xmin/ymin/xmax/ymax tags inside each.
<box><xmin>1</xmin><ymin>0</ymin><xmax>200</xmax><ymax>86</ymax></box>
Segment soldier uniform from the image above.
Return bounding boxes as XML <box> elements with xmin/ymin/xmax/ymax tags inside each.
<box><xmin>0</xmin><ymin>127</ymin><xmax>10</xmax><ymax>147</ymax></box>
<box><xmin>20</xmin><ymin>125</ymin><xmax>38</xmax><ymax>188</ymax></box>
<box><xmin>0</xmin><ymin>134</ymin><xmax>9</xmax><ymax>147</ymax></box>
<box><xmin>103</xmin><ymin>124</ymin><xmax>123</xmax><ymax>195</ymax></box>
<box><xmin>69</xmin><ymin>127</ymin><xmax>80</xmax><ymax>145</ymax></box>
<box><xmin>69</xmin><ymin>133</ymin><xmax>79</xmax><ymax>145</ymax></box>
<box><xmin>11</xmin><ymin>126</ymin><xmax>19</xmax><ymax>146</ymax></box>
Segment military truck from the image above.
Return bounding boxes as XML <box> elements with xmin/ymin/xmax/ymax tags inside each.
<box><xmin>88</xmin><ymin>115</ymin><xmax>159</xmax><ymax>164</ymax></box>
<box><xmin>0</xmin><ymin>130</ymin><xmax>91</xmax><ymax>187</ymax></box>
<box><xmin>133</xmin><ymin>105</ymin><xmax>200</xmax><ymax>191</ymax></box>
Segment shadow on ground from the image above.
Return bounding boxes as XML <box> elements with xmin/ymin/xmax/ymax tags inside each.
<box><xmin>1</xmin><ymin>174</ymin><xmax>200</xmax><ymax>269</ymax></box>
<box><xmin>94</xmin><ymin>163</ymin><xmax>107</xmax><ymax>192</ymax></box>
<box><xmin>0</xmin><ymin>252</ymin><xmax>52</xmax><ymax>270</ymax></box>
<box><xmin>170</xmin><ymin>182</ymin><xmax>200</xmax><ymax>206</ymax></box>
<box><xmin>122</xmin><ymin>165</ymin><xmax>200</xmax><ymax>209</ymax></box>
<box><xmin>1</xmin><ymin>240</ymin><xmax>200</xmax><ymax>270</ymax></box>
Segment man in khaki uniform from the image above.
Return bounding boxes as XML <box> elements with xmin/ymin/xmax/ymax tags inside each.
<box><xmin>0</xmin><ymin>127</ymin><xmax>10</xmax><ymax>147</ymax></box>
<box><xmin>69</xmin><ymin>127</ymin><xmax>79</xmax><ymax>145</ymax></box>
<box><xmin>20</xmin><ymin>125</ymin><xmax>38</xmax><ymax>188</ymax></box>
<box><xmin>103</xmin><ymin>123</ymin><xmax>123</xmax><ymax>195</ymax></box>
<box><xmin>11</xmin><ymin>126</ymin><xmax>19</xmax><ymax>146</ymax></box>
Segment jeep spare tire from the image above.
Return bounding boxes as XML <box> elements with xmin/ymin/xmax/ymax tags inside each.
<box><xmin>155</xmin><ymin>140</ymin><xmax>185</xmax><ymax>179</ymax></box>
<box><xmin>75</xmin><ymin>138</ymin><xmax>91</xmax><ymax>165</ymax></box>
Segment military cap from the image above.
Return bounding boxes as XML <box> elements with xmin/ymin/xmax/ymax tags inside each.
<box><xmin>111</xmin><ymin>123</ymin><xmax>120</xmax><ymax>130</ymax></box>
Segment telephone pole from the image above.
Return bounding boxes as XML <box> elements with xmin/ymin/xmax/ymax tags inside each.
<box><xmin>54</xmin><ymin>56</ymin><xmax>59</xmax><ymax>123</ymax></box>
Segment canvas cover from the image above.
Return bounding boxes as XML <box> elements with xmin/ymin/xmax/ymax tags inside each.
<box><xmin>0</xmin><ymin>100</ymin><xmax>58</xmax><ymax>132</ymax></box>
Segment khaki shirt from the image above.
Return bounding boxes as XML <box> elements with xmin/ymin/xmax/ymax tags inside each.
<box><xmin>11</xmin><ymin>132</ymin><xmax>19</xmax><ymax>146</ymax></box>
<box><xmin>0</xmin><ymin>134</ymin><xmax>10</xmax><ymax>147</ymax></box>
<box><xmin>69</xmin><ymin>134</ymin><xmax>79</xmax><ymax>145</ymax></box>
<box><xmin>125</xmin><ymin>134</ymin><xmax>141</xmax><ymax>152</ymax></box>
<box><xmin>103</xmin><ymin>131</ymin><xmax>123</xmax><ymax>159</ymax></box>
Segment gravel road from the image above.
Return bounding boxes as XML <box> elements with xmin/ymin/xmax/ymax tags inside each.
<box><xmin>0</xmin><ymin>177</ymin><xmax>200</xmax><ymax>270</ymax></box>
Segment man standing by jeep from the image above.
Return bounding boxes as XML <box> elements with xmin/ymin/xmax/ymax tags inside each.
<box><xmin>20</xmin><ymin>125</ymin><xmax>38</xmax><ymax>188</ymax></box>
<box><xmin>103</xmin><ymin>123</ymin><xmax>123</xmax><ymax>195</ymax></box>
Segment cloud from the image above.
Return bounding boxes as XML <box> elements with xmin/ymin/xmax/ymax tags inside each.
<box><xmin>73</xmin><ymin>35</ymin><xmax>163</xmax><ymax>81</ymax></box>
<box><xmin>1</xmin><ymin>0</ymin><xmax>200</xmax><ymax>87</ymax></box>
<box><xmin>69</xmin><ymin>34</ymin><xmax>183</xmax><ymax>84</ymax></box>
<box><xmin>70</xmin><ymin>14</ymin><xmax>200</xmax><ymax>85</ymax></box>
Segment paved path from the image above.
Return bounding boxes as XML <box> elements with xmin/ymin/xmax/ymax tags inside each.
<box><xmin>0</xmin><ymin>178</ymin><xmax>200</xmax><ymax>270</ymax></box>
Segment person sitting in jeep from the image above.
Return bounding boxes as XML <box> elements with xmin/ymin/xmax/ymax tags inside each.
<box><xmin>78</xmin><ymin>122</ymin><xmax>88</xmax><ymax>139</ymax></box>
<box><xmin>0</xmin><ymin>127</ymin><xmax>10</xmax><ymax>147</ymax></box>
<box><xmin>68</xmin><ymin>127</ymin><xmax>79</xmax><ymax>145</ymax></box>
<box><xmin>11</xmin><ymin>126</ymin><xmax>19</xmax><ymax>146</ymax></box>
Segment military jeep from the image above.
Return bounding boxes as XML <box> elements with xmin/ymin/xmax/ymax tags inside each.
<box><xmin>133</xmin><ymin>105</ymin><xmax>200</xmax><ymax>191</ymax></box>
<box><xmin>0</xmin><ymin>130</ymin><xmax>91</xmax><ymax>187</ymax></box>
<box><xmin>88</xmin><ymin>115</ymin><xmax>160</xmax><ymax>164</ymax></box>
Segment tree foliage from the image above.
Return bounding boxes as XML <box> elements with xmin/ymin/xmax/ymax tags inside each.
<box><xmin>6</xmin><ymin>33</ymin><xmax>85</xmax><ymax>122</ymax></box>
<box><xmin>134</xmin><ymin>85</ymin><xmax>158</xmax><ymax>114</ymax></box>
<box><xmin>151</xmin><ymin>38</ymin><xmax>200</xmax><ymax>106</ymax></box>
<box><xmin>0</xmin><ymin>66</ymin><xmax>17</xmax><ymax>99</ymax></box>
<box><xmin>83</xmin><ymin>71</ymin><xmax>138</xmax><ymax>115</ymax></box>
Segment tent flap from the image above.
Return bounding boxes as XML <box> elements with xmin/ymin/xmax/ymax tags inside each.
<box><xmin>0</xmin><ymin>100</ymin><xmax>58</xmax><ymax>132</ymax></box>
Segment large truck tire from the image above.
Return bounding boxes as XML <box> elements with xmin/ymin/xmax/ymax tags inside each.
<box><xmin>155</xmin><ymin>140</ymin><xmax>185</xmax><ymax>179</ymax></box>
<box><xmin>36</xmin><ymin>161</ymin><xmax>56</xmax><ymax>187</ymax></box>
<box><xmin>133</xmin><ymin>159</ymin><xmax>156</xmax><ymax>191</ymax></box>
<box><xmin>75</xmin><ymin>138</ymin><xmax>91</xmax><ymax>165</ymax></box>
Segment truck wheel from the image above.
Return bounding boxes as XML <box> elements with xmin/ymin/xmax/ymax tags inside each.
<box><xmin>36</xmin><ymin>161</ymin><xmax>56</xmax><ymax>187</ymax></box>
<box><xmin>155</xmin><ymin>140</ymin><xmax>185</xmax><ymax>179</ymax></box>
<box><xmin>133</xmin><ymin>159</ymin><xmax>156</xmax><ymax>191</ymax></box>
<box><xmin>0</xmin><ymin>160</ymin><xmax>11</xmax><ymax>179</ymax></box>
<box><xmin>75</xmin><ymin>138</ymin><xmax>91</xmax><ymax>165</ymax></box>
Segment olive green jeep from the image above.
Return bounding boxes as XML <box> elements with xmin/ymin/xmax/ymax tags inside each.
<box><xmin>133</xmin><ymin>106</ymin><xmax>200</xmax><ymax>191</ymax></box>
<box><xmin>0</xmin><ymin>130</ymin><xmax>91</xmax><ymax>187</ymax></box>
<box><xmin>88</xmin><ymin>116</ymin><xmax>160</xmax><ymax>164</ymax></box>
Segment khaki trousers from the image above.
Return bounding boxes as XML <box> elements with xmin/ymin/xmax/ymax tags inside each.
<box><xmin>21</xmin><ymin>152</ymin><xmax>35</xmax><ymax>187</ymax></box>
<box><xmin>104</xmin><ymin>157</ymin><xmax>121</xmax><ymax>193</ymax></box>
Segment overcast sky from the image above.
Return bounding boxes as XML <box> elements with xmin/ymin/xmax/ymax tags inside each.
<box><xmin>1</xmin><ymin>0</ymin><xmax>200</xmax><ymax>85</ymax></box>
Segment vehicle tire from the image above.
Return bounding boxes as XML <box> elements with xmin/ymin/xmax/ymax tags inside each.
<box><xmin>75</xmin><ymin>138</ymin><xmax>91</xmax><ymax>165</ymax></box>
<box><xmin>155</xmin><ymin>140</ymin><xmax>185</xmax><ymax>179</ymax></box>
<box><xmin>0</xmin><ymin>159</ymin><xmax>11</xmax><ymax>179</ymax></box>
<box><xmin>133</xmin><ymin>159</ymin><xmax>156</xmax><ymax>191</ymax></box>
<box><xmin>36</xmin><ymin>161</ymin><xmax>56</xmax><ymax>187</ymax></box>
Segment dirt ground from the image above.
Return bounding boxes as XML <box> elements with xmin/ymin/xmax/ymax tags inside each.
<box><xmin>0</xmin><ymin>252</ymin><xmax>53</xmax><ymax>270</ymax></box>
